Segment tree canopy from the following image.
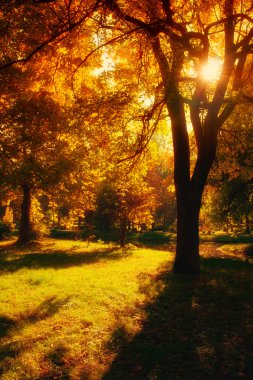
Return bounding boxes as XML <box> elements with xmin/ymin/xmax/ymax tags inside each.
<box><xmin>0</xmin><ymin>0</ymin><xmax>252</xmax><ymax>272</ymax></box>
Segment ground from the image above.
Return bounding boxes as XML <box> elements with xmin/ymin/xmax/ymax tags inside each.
<box><xmin>0</xmin><ymin>239</ymin><xmax>253</xmax><ymax>379</ymax></box>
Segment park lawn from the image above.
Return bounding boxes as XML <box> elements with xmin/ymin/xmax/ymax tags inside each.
<box><xmin>0</xmin><ymin>239</ymin><xmax>172</xmax><ymax>379</ymax></box>
<box><xmin>0</xmin><ymin>239</ymin><xmax>253</xmax><ymax>379</ymax></box>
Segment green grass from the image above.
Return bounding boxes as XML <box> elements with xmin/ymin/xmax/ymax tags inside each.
<box><xmin>0</xmin><ymin>239</ymin><xmax>172</xmax><ymax>379</ymax></box>
<box><xmin>200</xmin><ymin>232</ymin><xmax>253</xmax><ymax>244</ymax></box>
<box><xmin>50</xmin><ymin>229</ymin><xmax>175</xmax><ymax>245</ymax></box>
<box><xmin>135</xmin><ymin>231</ymin><xmax>174</xmax><ymax>245</ymax></box>
<box><xmin>50</xmin><ymin>228</ymin><xmax>253</xmax><ymax>246</ymax></box>
<box><xmin>0</xmin><ymin>239</ymin><xmax>253</xmax><ymax>379</ymax></box>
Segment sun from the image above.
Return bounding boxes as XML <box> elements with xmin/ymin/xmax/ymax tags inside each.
<box><xmin>200</xmin><ymin>58</ymin><xmax>222</xmax><ymax>82</ymax></box>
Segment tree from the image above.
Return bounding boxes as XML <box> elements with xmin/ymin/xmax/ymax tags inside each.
<box><xmin>94</xmin><ymin>168</ymin><xmax>157</xmax><ymax>246</ymax></box>
<box><xmin>0</xmin><ymin>92</ymin><xmax>76</xmax><ymax>243</ymax></box>
<box><xmin>96</xmin><ymin>0</ymin><xmax>253</xmax><ymax>274</ymax></box>
<box><xmin>1</xmin><ymin>0</ymin><xmax>252</xmax><ymax>273</ymax></box>
<box><xmin>210</xmin><ymin>178</ymin><xmax>252</xmax><ymax>232</ymax></box>
<box><xmin>203</xmin><ymin>104</ymin><xmax>253</xmax><ymax>233</ymax></box>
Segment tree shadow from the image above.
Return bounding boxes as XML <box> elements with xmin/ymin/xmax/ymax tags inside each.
<box><xmin>244</xmin><ymin>244</ymin><xmax>253</xmax><ymax>257</ymax></box>
<box><xmin>0</xmin><ymin>246</ymin><xmax>132</xmax><ymax>274</ymax></box>
<box><xmin>103</xmin><ymin>257</ymin><xmax>253</xmax><ymax>380</ymax></box>
<box><xmin>0</xmin><ymin>296</ymin><xmax>70</xmax><ymax>376</ymax></box>
<box><xmin>0</xmin><ymin>315</ymin><xmax>16</xmax><ymax>338</ymax></box>
<box><xmin>36</xmin><ymin>344</ymin><xmax>71</xmax><ymax>380</ymax></box>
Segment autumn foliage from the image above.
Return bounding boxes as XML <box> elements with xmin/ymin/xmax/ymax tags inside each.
<box><xmin>0</xmin><ymin>0</ymin><xmax>252</xmax><ymax>273</ymax></box>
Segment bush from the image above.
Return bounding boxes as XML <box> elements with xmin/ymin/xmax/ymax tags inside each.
<box><xmin>0</xmin><ymin>221</ymin><xmax>13</xmax><ymax>240</ymax></box>
<box><xmin>199</xmin><ymin>233</ymin><xmax>253</xmax><ymax>244</ymax></box>
<box><xmin>214</xmin><ymin>234</ymin><xmax>253</xmax><ymax>244</ymax></box>
<box><xmin>50</xmin><ymin>229</ymin><xmax>82</xmax><ymax>240</ymax></box>
<box><xmin>137</xmin><ymin>231</ymin><xmax>172</xmax><ymax>245</ymax></box>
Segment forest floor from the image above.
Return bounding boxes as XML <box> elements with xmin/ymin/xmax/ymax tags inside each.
<box><xmin>0</xmin><ymin>238</ymin><xmax>253</xmax><ymax>379</ymax></box>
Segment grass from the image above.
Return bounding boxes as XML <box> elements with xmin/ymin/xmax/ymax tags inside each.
<box><xmin>0</xmin><ymin>239</ymin><xmax>172</xmax><ymax>379</ymax></box>
<box><xmin>50</xmin><ymin>228</ymin><xmax>253</xmax><ymax>246</ymax></box>
<box><xmin>0</xmin><ymin>239</ymin><xmax>253</xmax><ymax>379</ymax></box>
<box><xmin>200</xmin><ymin>232</ymin><xmax>253</xmax><ymax>244</ymax></box>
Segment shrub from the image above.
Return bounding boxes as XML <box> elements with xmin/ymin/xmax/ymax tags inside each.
<box><xmin>0</xmin><ymin>221</ymin><xmax>13</xmax><ymax>240</ymax></box>
<box><xmin>50</xmin><ymin>229</ymin><xmax>81</xmax><ymax>239</ymax></box>
<box><xmin>137</xmin><ymin>231</ymin><xmax>172</xmax><ymax>245</ymax></box>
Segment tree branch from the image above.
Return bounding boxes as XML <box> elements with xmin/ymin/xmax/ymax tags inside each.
<box><xmin>0</xmin><ymin>0</ymin><xmax>103</xmax><ymax>70</ymax></box>
<box><xmin>217</xmin><ymin>101</ymin><xmax>236</xmax><ymax>129</ymax></box>
<box><xmin>205</xmin><ymin>13</ymin><xmax>253</xmax><ymax>33</ymax></box>
<box><xmin>211</xmin><ymin>0</ymin><xmax>236</xmax><ymax>116</ymax></box>
<box><xmin>105</xmin><ymin>0</ymin><xmax>154</xmax><ymax>33</ymax></box>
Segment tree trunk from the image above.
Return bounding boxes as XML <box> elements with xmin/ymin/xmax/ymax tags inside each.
<box><xmin>120</xmin><ymin>217</ymin><xmax>127</xmax><ymax>247</ymax></box>
<box><xmin>173</xmin><ymin>190</ymin><xmax>202</xmax><ymax>275</ymax></box>
<box><xmin>17</xmin><ymin>183</ymin><xmax>32</xmax><ymax>244</ymax></box>
<box><xmin>151</xmin><ymin>38</ymin><xmax>218</xmax><ymax>274</ymax></box>
<box><xmin>173</xmin><ymin>145</ymin><xmax>217</xmax><ymax>275</ymax></box>
<box><xmin>163</xmin><ymin>197</ymin><xmax>167</xmax><ymax>232</ymax></box>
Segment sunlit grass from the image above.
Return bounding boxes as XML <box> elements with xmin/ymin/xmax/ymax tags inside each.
<box><xmin>1</xmin><ymin>239</ymin><xmax>253</xmax><ymax>379</ymax></box>
<box><xmin>0</xmin><ymin>239</ymin><xmax>173</xmax><ymax>379</ymax></box>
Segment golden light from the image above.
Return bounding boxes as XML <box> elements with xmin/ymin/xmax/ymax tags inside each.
<box><xmin>139</xmin><ymin>92</ymin><xmax>154</xmax><ymax>108</ymax></box>
<box><xmin>92</xmin><ymin>52</ymin><xmax>115</xmax><ymax>76</ymax></box>
<box><xmin>200</xmin><ymin>58</ymin><xmax>222</xmax><ymax>82</ymax></box>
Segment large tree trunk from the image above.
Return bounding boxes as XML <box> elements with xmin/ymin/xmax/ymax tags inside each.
<box><xmin>17</xmin><ymin>183</ymin><xmax>32</xmax><ymax>245</ymax></box>
<box><xmin>151</xmin><ymin>37</ymin><xmax>219</xmax><ymax>274</ymax></box>
<box><xmin>173</xmin><ymin>189</ymin><xmax>202</xmax><ymax>274</ymax></box>
<box><xmin>173</xmin><ymin>142</ymin><xmax>217</xmax><ymax>275</ymax></box>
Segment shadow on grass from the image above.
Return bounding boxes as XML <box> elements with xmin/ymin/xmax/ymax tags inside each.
<box><xmin>0</xmin><ymin>246</ymin><xmax>132</xmax><ymax>273</ymax></box>
<box><xmin>244</xmin><ymin>244</ymin><xmax>253</xmax><ymax>257</ymax></box>
<box><xmin>0</xmin><ymin>296</ymin><xmax>70</xmax><ymax>376</ymax></box>
<box><xmin>103</xmin><ymin>257</ymin><xmax>253</xmax><ymax>380</ymax></box>
<box><xmin>0</xmin><ymin>315</ymin><xmax>16</xmax><ymax>338</ymax></box>
<box><xmin>36</xmin><ymin>344</ymin><xmax>71</xmax><ymax>380</ymax></box>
